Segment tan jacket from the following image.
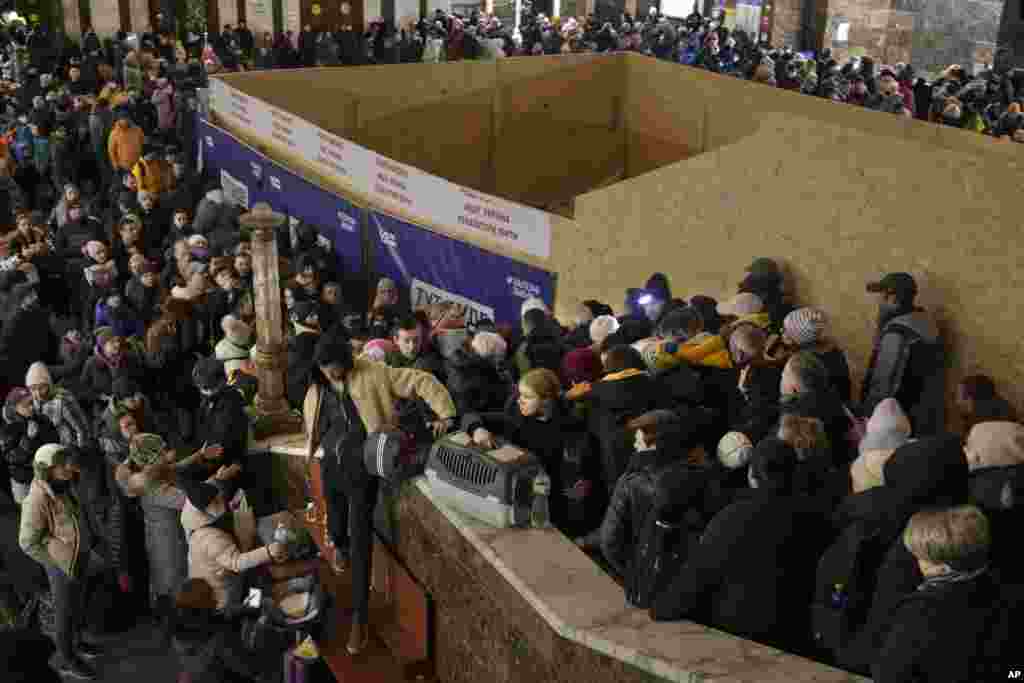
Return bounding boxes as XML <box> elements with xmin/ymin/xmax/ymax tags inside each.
<box><xmin>19</xmin><ymin>478</ymin><xmax>81</xmax><ymax>577</ymax></box>
<box><xmin>303</xmin><ymin>358</ymin><xmax>456</xmax><ymax>450</ymax></box>
<box><xmin>181</xmin><ymin>499</ymin><xmax>274</xmax><ymax>609</ymax></box>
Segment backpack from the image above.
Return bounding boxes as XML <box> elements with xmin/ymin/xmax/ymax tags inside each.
<box><xmin>627</xmin><ymin>462</ymin><xmax>706</xmax><ymax>609</ymax></box>
<box><xmin>885</xmin><ymin>320</ymin><xmax>946</xmax><ymax>436</ymax></box>
<box><xmin>810</xmin><ymin>519</ymin><xmax>888</xmax><ymax>656</ymax></box>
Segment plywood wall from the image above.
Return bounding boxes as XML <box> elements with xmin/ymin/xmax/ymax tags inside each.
<box><xmin>494</xmin><ymin>57</ymin><xmax>627</xmax><ymax>209</ymax></box>
<box><xmin>560</xmin><ymin>107</ymin><xmax>1024</xmax><ymax>420</ymax></box>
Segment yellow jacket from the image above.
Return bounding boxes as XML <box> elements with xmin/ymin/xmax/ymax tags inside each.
<box><xmin>132</xmin><ymin>157</ymin><xmax>174</xmax><ymax>194</ymax></box>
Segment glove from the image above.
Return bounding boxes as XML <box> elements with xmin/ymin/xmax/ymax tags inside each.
<box><xmin>117</xmin><ymin>572</ymin><xmax>133</xmax><ymax>594</ymax></box>
<box><xmin>26</xmin><ymin>420</ymin><xmax>38</xmax><ymax>439</ymax></box>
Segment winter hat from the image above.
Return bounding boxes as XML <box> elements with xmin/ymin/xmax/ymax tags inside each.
<box><xmin>362</xmin><ymin>339</ymin><xmax>397</xmax><ymax>362</ymax></box>
<box><xmin>471</xmin><ymin>331</ymin><xmax>508</xmax><ymax>360</ymax></box>
<box><xmin>221</xmin><ymin>315</ymin><xmax>252</xmax><ymax>348</ymax></box>
<box><xmin>6</xmin><ymin>387</ymin><xmax>31</xmax><ymax>407</ymax></box>
<box><xmin>520</xmin><ymin>297</ymin><xmax>549</xmax><ymax>319</ymax></box>
<box><xmin>177</xmin><ymin>473</ymin><xmax>220</xmax><ymax>513</ymax></box>
<box><xmin>717</xmin><ymin>431</ymin><xmax>754</xmax><ymax>469</ymax></box>
<box><xmin>588</xmin><ymin>315</ymin><xmax>620</xmax><ymax>346</ymax></box>
<box><xmin>94</xmin><ymin>325</ymin><xmax>116</xmax><ymax>347</ymax></box>
<box><xmin>860</xmin><ymin>398</ymin><xmax>912</xmax><ymax>453</ymax></box>
<box><xmin>964</xmin><ymin>421</ymin><xmax>1024</xmax><ymax>472</ymax></box>
<box><xmin>290</xmin><ymin>300</ymin><xmax>320</xmax><ymax>327</ymax></box>
<box><xmin>716</xmin><ymin>292</ymin><xmax>765</xmax><ymax>317</ymax></box>
<box><xmin>783</xmin><ymin>307</ymin><xmax>827</xmax><ymax>347</ymax></box>
<box><xmin>25</xmin><ymin>362</ymin><xmax>52</xmax><ymax>388</ymax></box>
<box><xmin>193</xmin><ymin>357</ymin><xmax>227</xmax><ymax>392</ymax></box>
<box><xmin>142</xmin><ymin>259</ymin><xmax>161</xmax><ymax>274</ymax></box>
<box><xmin>34</xmin><ymin>443</ymin><xmax>74</xmax><ymax>478</ymax></box>
<box><xmin>562</xmin><ymin>348</ymin><xmax>602</xmax><ymax>385</ymax></box>
<box><xmin>187</xmin><ymin>234</ymin><xmax>209</xmax><ymax>249</ymax></box>
<box><xmin>643</xmin><ymin>273</ymin><xmax>672</xmax><ymax>303</ymax></box>
<box><xmin>129</xmin><ymin>433</ymin><xmax>167</xmax><ymax>467</ymax></box>
<box><xmin>84</xmin><ymin>240</ymin><xmax>106</xmax><ymax>260</ymax></box>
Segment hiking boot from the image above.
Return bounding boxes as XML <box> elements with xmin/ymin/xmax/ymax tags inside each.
<box><xmin>55</xmin><ymin>656</ymin><xmax>97</xmax><ymax>680</ymax></box>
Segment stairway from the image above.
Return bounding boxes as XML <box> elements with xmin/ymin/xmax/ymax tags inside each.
<box><xmin>304</xmin><ymin>516</ymin><xmax>435</xmax><ymax>683</ymax></box>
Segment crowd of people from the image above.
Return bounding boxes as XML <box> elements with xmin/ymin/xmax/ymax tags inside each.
<box><xmin>0</xmin><ymin>12</ymin><xmax>1020</xmax><ymax>683</ymax></box>
<box><xmin>194</xmin><ymin>8</ymin><xmax>1024</xmax><ymax>140</ymax></box>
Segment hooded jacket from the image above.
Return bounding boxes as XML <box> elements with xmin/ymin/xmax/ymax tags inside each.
<box><xmin>31</xmin><ymin>380</ymin><xmax>92</xmax><ymax>451</ymax></box>
<box><xmin>19</xmin><ymin>477</ymin><xmax>82</xmax><ymax>577</ymax></box>
<box><xmin>445</xmin><ymin>346</ymin><xmax>513</xmax><ymax>417</ymax></box>
<box><xmin>180</xmin><ymin>498</ymin><xmax>275</xmax><ymax>609</ymax></box>
<box><xmin>107</xmin><ymin>119</ymin><xmax>144</xmax><ymax>171</ymax></box>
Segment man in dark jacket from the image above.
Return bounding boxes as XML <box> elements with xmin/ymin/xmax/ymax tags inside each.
<box><xmin>861</xmin><ymin>272</ymin><xmax>944</xmax><ymax>435</ymax></box>
<box><xmin>286</xmin><ymin>301</ymin><xmax>322</xmax><ymax>407</ymax></box>
<box><xmin>651</xmin><ymin>438</ymin><xmax>832</xmax><ymax>657</ymax></box>
<box><xmin>191</xmin><ymin>358</ymin><xmax>249</xmax><ymax>470</ymax></box>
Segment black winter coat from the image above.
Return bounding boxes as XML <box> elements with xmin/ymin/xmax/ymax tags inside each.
<box><xmin>651</xmin><ymin>490</ymin><xmax>833</xmax><ymax>656</ymax></box>
<box><xmin>445</xmin><ymin>347</ymin><xmax>512</xmax><ymax>417</ymax></box>
<box><xmin>834</xmin><ymin>435</ymin><xmax>968</xmax><ymax>675</ymax></box>
<box><xmin>873</xmin><ymin>572</ymin><xmax>1015</xmax><ymax>683</ymax></box>
<box><xmin>1</xmin><ymin>402</ymin><xmax>61</xmax><ymax>483</ymax></box>
<box><xmin>599</xmin><ymin>446</ymin><xmax>717</xmax><ymax>603</ymax></box>
<box><xmin>286</xmin><ymin>331</ymin><xmax>320</xmax><ymax>408</ymax></box>
<box><xmin>193</xmin><ymin>387</ymin><xmax>250</xmax><ymax>467</ymax></box>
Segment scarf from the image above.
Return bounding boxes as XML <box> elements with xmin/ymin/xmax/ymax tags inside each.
<box><xmin>918</xmin><ymin>565</ymin><xmax>988</xmax><ymax>591</ymax></box>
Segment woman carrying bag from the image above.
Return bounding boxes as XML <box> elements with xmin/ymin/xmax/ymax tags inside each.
<box><xmin>303</xmin><ymin>330</ymin><xmax>456</xmax><ymax>655</ymax></box>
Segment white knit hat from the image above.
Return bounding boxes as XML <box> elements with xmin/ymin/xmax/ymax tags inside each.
<box><xmin>471</xmin><ymin>331</ymin><xmax>507</xmax><ymax>360</ymax></box>
<box><xmin>520</xmin><ymin>297</ymin><xmax>549</xmax><ymax>319</ymax></box>
<box><xmin>783</xmin><ymin>307</ymin><xmax>827</xmax><ymax>346</ymax></box>
<box><xmin>589</xmin><ymin>315</ymin><xmax>620</xmax><ymax>346</ymax></box>
<box><xmin>25</xmin><ymin>361</ymin><xmax>52</xmax><ymax>387</ymax></box>
<box><xmin>717</xmin><ymin>431</ymin><xmax>754</xmax><ymax>470</ymax></box>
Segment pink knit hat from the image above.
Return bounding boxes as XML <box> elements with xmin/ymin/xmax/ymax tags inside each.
<box><xmin>860</xmin><ymin>398</ymin><xmax>912</xmax><ymax>452</ymax></box>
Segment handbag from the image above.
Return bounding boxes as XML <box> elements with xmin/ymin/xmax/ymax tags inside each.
<box><xmin>362</xmin><ymin>429</ymin><xmax>424</xmax><ymax>483</ymax></box>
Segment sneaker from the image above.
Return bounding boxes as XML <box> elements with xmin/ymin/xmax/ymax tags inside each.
<box><xmin>55</xmin><ymin>657</ymin><xmax>97</xmax><ymax>680</ymax></box>
<box><xmin>76</xmin><ymin>642</ymin><xmax>103</xmax><ymax>660</ymax></box>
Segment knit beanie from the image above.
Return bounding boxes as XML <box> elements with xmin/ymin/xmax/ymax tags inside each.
<box><xmin>193</xmin><ymin>357</ymin><xmax>227</xmax><ymax>392</ymax></box>
<box><xmin>221</xmin><ymin>315</ymin><xmax>252</xmax><ymax>348</ymax></box>
<box><xmin>25</xmin><ymin>362</ymin><xmax>52</xmax><ymax>387</ymax></box>
<box><xmin>562</xmin><ymin>348</ymin><xmax>602</xmax><ymax>385</ymax></box>
<box><xmin>860</xmin><ymin>398</ymin><xmax>912</xmax><ymax>453</ymax></box>
<box><xmin>964</xmin><ymin>421</ymin><xmax>1024</xmax><ymax>471</ymax></box>
<box><xmin>520</xmin><ymin>297</ymin><xmax>549</xmax><ymax>319</ymax></box>
<box><xmin>6</xmin><ymin>387</ymin><xmax>30</xmax><ymax>406</ymax></box>
<box><xmin>717</xmin><ymin>431</ymin><xmax>754</xmax><ymax>470</ymax></box>
<box><xmin>362</xmin><ymin>338</ymin><xmax>397</xmax><ymax>362</ymax></box>
<box><xmin>588</xmin><ymin>314</ymin><xmax>620</xmax><ymax>346</ymax></box>
<box><xmin>34</xmin><ymin>443</ymin><xmax>73</xmax><ymax>479</ymax></box>
<box><xmin>129</xmin><ymin>433</ymin><xmax>167</xmax><ymax>467</ymax></box>
<box><xmin>783</xmin><ymin>307</ymin><xmax>827</xmax><ymax>347</ymax></box>
<box><xmin>470</xmin><ymin>331</ymin><xmax>508</xmax><ymax>360</ymax></box>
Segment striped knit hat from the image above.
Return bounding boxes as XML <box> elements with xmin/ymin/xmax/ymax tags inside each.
<box><xmin>783</xmin><ymin>307</ymin><xmax>827</xmax><ymax>347</ymax></box>
<box><xmin>129</xmin><ymin>433</ymin><xmax>167</xmax><ymax>467</ymax></box>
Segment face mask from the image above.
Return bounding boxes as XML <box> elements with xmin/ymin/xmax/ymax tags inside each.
<box><xmin>50</xmin><ymin>479</ymin><xmax>71</xmax><ymax>494</ymax></box>
<box><xmin>199</xmin><ymin>387</ymin><xmax>218</xmax><ymax>397</ymax></box>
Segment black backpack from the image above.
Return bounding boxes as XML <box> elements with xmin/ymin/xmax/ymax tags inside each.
<box><xmin>810</xmin><ymin>519</ymin><xmax>888</xmax><ymax>656</ymax></box>
<box><xmin>627</xmin><ymin>462</ymin><xmax>707</xmax><ymax>609</ymax></box>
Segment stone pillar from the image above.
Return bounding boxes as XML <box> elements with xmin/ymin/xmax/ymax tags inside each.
<box><xmin>221</xmin><ymin>0</ymin><xmax>240</xmax><ymax>28</ymax></box>
<box><xmin>91</xmin><ymin>0</ymin><xmax>123</xmax><ymax>38</ymax></box>
<box><xmin>61</xmin><ymin>0</ymin><xmax>83</xmax><ymax>38</ymax></box>
<box><xmin>129</xmin><ymin>0</ymin><xmax>151</xmax><ymax>32</ymax></box>
<box><xmin>240</xmin><ymin>204</ymin><xmax>303</xmax><ymax>437</ymax></box>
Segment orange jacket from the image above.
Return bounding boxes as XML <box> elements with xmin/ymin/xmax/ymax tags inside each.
<box><xmin>108</xmin><ymin>121</ymin><xmax>144</xmax><ymax>171</ymax></box>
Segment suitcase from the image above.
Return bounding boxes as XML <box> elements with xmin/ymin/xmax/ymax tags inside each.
<box><xmin>283</xmin><ymin>647</ymin><xmax>332</xmax><ymax>683</ymax></box>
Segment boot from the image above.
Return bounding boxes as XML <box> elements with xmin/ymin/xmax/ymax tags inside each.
<box><xmin>346</xmin><ymin>622</ymin><xmax>368</xmax><ymax>655</ymax></box>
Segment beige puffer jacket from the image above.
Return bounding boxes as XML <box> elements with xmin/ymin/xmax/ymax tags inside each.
<box><xmin>181</xmin><ymin>498</ymin><xmax>274</xmax><ymax>609</ymax></box>
<box><xmin>19</xmin><ymin>478</ymin><xmax>81</xmax><ymax>577</ymax></box>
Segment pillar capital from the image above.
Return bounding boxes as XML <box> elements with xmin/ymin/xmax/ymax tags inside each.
<box><xmin>240</xmin><ymin>202</ymin><xmax>284</xmax><ymax>242</ymax></box>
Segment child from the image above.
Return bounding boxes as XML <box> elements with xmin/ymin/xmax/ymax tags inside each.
<box><xmin>82</xmin><ymin>239</ymin><xmax>118</xmax><ymax>328</ymax></box>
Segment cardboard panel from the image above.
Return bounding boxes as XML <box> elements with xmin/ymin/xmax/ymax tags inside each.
<box><xmin>495</xmin><ymin>58</ymin><xmax>625</xmax><ymax>209</ymax></box>
<box><xmin>563</xmin><ymin>109</ymin><xmax>1024</xmax><ymax>419</ymax></box>
<box><xmin>356</xmin><ymin>90</ymin><xmax>494</xmax><ymax>193</ymax></box>
<box><xmin>221</xmin><ymin>70</ymin><xmax>361</xmax><ymax>137</ymax></box>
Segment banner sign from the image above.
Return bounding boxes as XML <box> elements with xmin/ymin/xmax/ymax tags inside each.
<box><xmin>199</xmin><ymin>118</ymin><xmax>364</xmax><ymax>277</ymax></box>
<box><xmin>210</xmin><ymin>78</ymin><xmax>552</xmax><ymax>260</ymax></box>
<box><xmin>370</xmin><ymin>211</ymin><xmax>555</xmax><ymax>326</ymax></box>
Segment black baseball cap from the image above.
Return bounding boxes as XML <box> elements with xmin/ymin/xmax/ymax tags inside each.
<box><xmin>866</xmin><ymin>272</ymin><xmax>917</xmax><ymax>298</ymax></box>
